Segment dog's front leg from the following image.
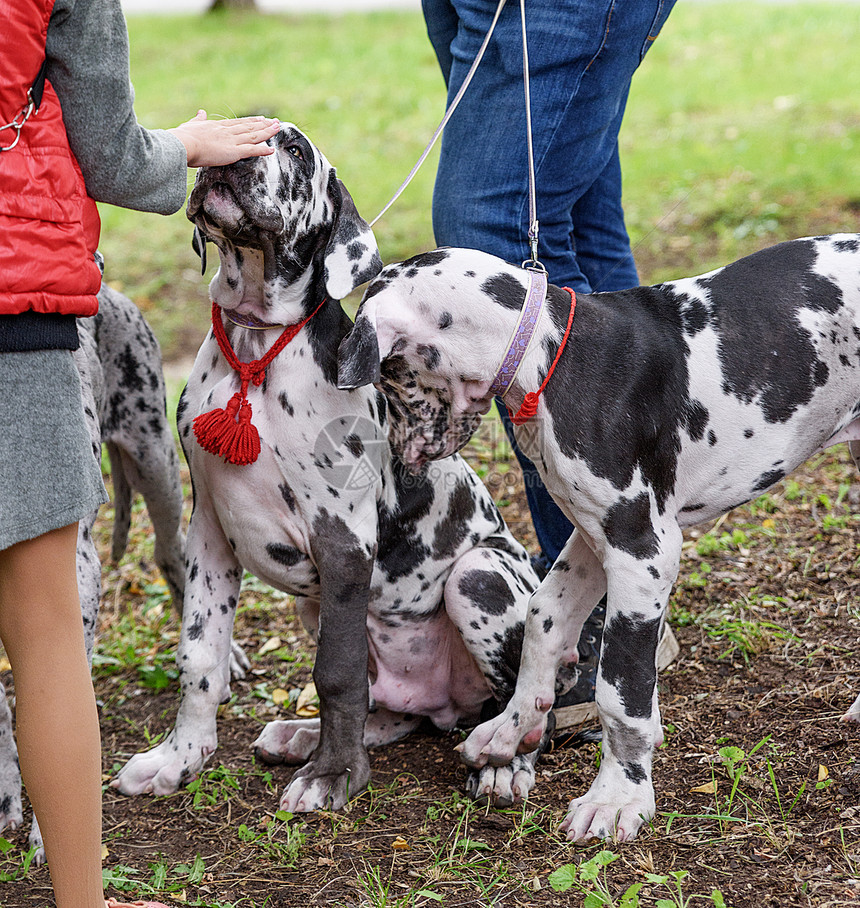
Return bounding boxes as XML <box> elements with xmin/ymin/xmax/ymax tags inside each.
<box><xmin>112</xmin><ymin>500</ymin><xmax>242</xmax><ymax>796</ymax></box>
<box><xmin>561</xmin><ymin>522</ymin><xmax>681</xmax><ymax>842</ymax></box>
<box><xmin>459</xmin><ymin>530</ymin><xmax>606</xmax><ymax>765</ymax></box>
<box><xmin>279</xmin><ymin>507</ymin><xmax>376</xmax><ymax>813</ymax></box>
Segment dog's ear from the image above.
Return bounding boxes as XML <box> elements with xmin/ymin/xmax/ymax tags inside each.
<box><xmin>323</xmin><ymin>175</ymin><xmax>383</xmax><ymax>301</ymax></box>
<box><xmin>337</xmin><ymin>313</ymin><xmax>382</xmax><ymax>389</ymax></box>
<box><xmin>192</xmin><ymin>225</ymin><xmax>208</xmax><ymax>275</ymax></box>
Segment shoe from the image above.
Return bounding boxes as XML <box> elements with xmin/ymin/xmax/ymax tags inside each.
<box><xmin>530</xmin><ymin>552</ymin><xmax>552</xmax><ymax>581</ymax></box>
<box><xmin>553</xmin><ymin>610</ymin><xmax>680</xmax><ymax>732</ymax></box>
<box><xmin>106</xmin><ymin>899</ymin><xmax>172</xmax><ymax>908</ymax></box>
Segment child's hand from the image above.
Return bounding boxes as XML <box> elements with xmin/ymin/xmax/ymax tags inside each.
<box><xmin>171</xmin><ymin>110</ymin><xmax>281</xmax><ymax>167</ymax></box>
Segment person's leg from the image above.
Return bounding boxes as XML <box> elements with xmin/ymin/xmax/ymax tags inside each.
<box><xmin>422</xmin><ymin>0</ymin><xmax>460</xmax><ymax>85</ymax></box>
<box><xmin>571</xmin><ymin>140</ymin><xmax>640</xmax><ymax>293</ymax></box>
<box><xmin>429</xmin><ymin>0</ymin><xmax>674</xmax><ymax>563</ymax></box>
<box><xmin>0</xmin><ymin>524</ymin><xmax>104</xmax><ymax>908</ymax></box>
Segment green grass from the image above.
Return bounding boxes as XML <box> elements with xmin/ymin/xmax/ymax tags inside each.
<box><xmin>100</xmin><ymin>2</ymin><xmax>860</xmax><ymax>359</ymax></box>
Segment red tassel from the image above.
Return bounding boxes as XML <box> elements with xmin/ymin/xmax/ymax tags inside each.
<box><xmin>193</xmin><ymin>393</ymin><xmax>261</xmax><ymax>465</ymax></box>
<box><xmin>511</xmin><ymin>392</ymin><xmax>540</xmax><ymax>425</ymax></box>
<box><xmin>224</xmin><ymin>399</ymin><xmax>261</xmax><ymax>465</ymax></box>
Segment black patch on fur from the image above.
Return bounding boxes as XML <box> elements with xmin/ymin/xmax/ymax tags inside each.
<box><xmin>752</xmin><ymin>468</ymin><xmax>785</xmax><ymax>493</ymax></box>
<box><xmin>458</xmin><ymin>569</ymin><xmax>515</xmax><ymax>616</ymax></box>
<box><xmin>481</xmin><ymin>273</ymin><xmax>525</xmax><ymax>311</ymax></box>
<box><xmin>376</xmin><ymin>458</ymin><xmax>434</xmax><ymax>582</ymax></box>
<box><xmin>484</xmin><ymin>622</ymin><xmax>525</xmax><ymax>701</ymax></box>
<box><xmin>266</xmin><ymin>542</ymin><xmax>304</xmax><ymax>567</ymax></box>
<box><xmin>701</xmin><ymin>239</ymin><xmax>841</xmax><ymax>422</ymax></box>
<box><xmin>601</xmin><ymin>614</ymin><xmax>661</xmax><ymax>718</ymax></box>
<box><xmin>432</xmin><ymin>479</ymin><xmax>476</xmax><ymax>559</ymax></box>
<box><xmin>542</xmin><ymin>283</ymin><xmax>690</xmax><ymax>513</ymax></box>
<box><xmin>279</xmin><ymin>482</ymin><xmax>297</xmax><ymax>512</ymax></box>
<box><xmin>417</xmin><ymin>343</ymin><xmax>441</xmax><ymax>371</ymax></box>
<box><xmin>602</xmin><ymin>494</ymin><xmax>659</xmax><ymax>560</ymax></box>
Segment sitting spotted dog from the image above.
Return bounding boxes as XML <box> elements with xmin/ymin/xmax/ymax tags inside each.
<box><xmin>112</xmin><ymin>124</ymin><xmax>545</xmax><ymax>813</ymax></box>
<box><xmin>0</xmin><ymin>281</ymin><xmax>186</xmax><ymax>861</ymax></box>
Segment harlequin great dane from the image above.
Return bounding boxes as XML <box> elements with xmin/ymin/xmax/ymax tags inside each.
<box><xmin>336</xmin><ymin>238</ymin><xmax>860</xmax><ymax>841</ymax></box>
<box><xmin>111</xmin><ymin>124</ymin><xmax>546</xmax><ymax>814</ymax></box>
<box><xmin>0</xmin><ymin>281</ymin><xmax>186</xmax><ymax>861</ymax></box>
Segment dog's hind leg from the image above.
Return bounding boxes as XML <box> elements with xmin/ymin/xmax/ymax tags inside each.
<box><xmin>0</xmin><ymin>680</ymin><xmax>23</xmax><ymax>833</ymax></box>
<box><xmin>459</xmin><ymin>530</ymin><xmax>606</xmax><ymax>769</ymax></box>
<box><xmin>107</xmin><ymin>439</ymin><xmax>133</xmax><ymax>563</ymax></box>
<box><xmin>444</xmin><ymin>542</ymin><xmax>546</xmax><ymax>807</ymax></box>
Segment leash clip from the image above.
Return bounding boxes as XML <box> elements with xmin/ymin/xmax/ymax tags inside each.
<box><xmin>522</xmin><ymin>229</ymin><xmax>546</xmax><ymax>274</ymax></box>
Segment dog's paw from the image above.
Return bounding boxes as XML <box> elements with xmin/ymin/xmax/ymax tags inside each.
<box><xmin>28</xmin><ymin>816</ymin><xmax>46</xmax><ymax>866</ymax></box>
<box><xmin>230</xmin><ymin>639</ymin><xmax>251</xmax><ymax>681</ymax></box>
<box><xmin>111</xmin><ymin>733</ymin><xmax>215</xmax><ymax>796</ymax></box>
<box><xmin>841</xmin><ymin>692</ymin><xmax>860</xmax><ymax>723</ymax></box>
<box><xmin>0</xmin><ymin>787</ymin><xmax>23</xmax><ymax>832</ymax></box>
<box><xmin>253</xmin><ymin>719</ymin><xmax>320</xmax><ymax>765</ymax></box>
<box><xmin>465</xmin><ymin>754</ymin><xmax>536</xmax><ymax>808</ymax></box>
<box><xmin>560</xmin><ymin>786</ymin><xmax>655</xmax><ymax>843</ymax></box>
<box><xmin>457</xmin><ymin>708</ymin><xmax>547</xmax><ymax>769</ymax></box>
<box><xmin>279</xmin><ymin>755</ymin><xmax>371</xmax><ymax>813</ymax></box>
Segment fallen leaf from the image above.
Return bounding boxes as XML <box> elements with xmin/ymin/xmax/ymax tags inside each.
<box><xmin>101</xmin><ymin>844</ymin><xmax>109</xmax><ymax>860</ymax></box>
<box><xmin>272</xmin><ymin>688</ymin><xmax>290</xmax><ymax>706</ymax></box>
<box><xmin>392</xmin><ymin>836</ymin><xmax>409</xmax><ymax>851</ymax></box>
<box><xmin>0</xmin><ymin>657</ymin><xmax>11</xmax><ymax>672</ymax></box>
<box><xmin>258</xmin><ymin>636</ymin><xmax>282</xmax><ymax>656</ymax></box>
<box><xmin>690</xmin><ymin>780</ymin><xmax>718</xmax><ymax>794</ymax></box>
<box><xmin>296</xmin><ymin>682</ymin><xmax>319</xmax><ymax>717</ymax></box>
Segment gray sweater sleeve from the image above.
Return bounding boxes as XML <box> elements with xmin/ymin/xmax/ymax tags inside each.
<box><xmin>45</xmin><ymin>0</ymin><xmax>188</xmax><ymax>215</ymax></box>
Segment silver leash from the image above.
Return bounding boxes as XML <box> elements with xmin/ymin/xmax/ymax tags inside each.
<box><xmin>519</xmin><ymin>0</ymin><xmax>543</xmax><ymax>272</ymax></box>
<box><xmin>370</xmin><ymin>0</ymin><xmax>509</xmax><ymax>228</ymax></box>
<box><xmin>371</xmin><ymin>0</ymin><xmax>543</xmax><ymax>274</ymax></box>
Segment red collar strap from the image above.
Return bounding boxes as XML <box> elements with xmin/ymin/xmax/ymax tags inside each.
<box><xmin>193</xmin><ymin>299</ymin><xmax>326</xmax><ymax>465</ymax></box>
<box><xmin>510</xmin><ymin>287</ymin><xmax>576</xmax><ymax>425</ymax></box>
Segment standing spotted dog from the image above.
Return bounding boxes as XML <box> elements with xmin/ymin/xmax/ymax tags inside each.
<box><xmin>112</xmin><ymin>124</ymin><xmax>546</xmax><ymax>813</ymax></box>
<box><xmin>337</xmin><ymin>239</ymin><xmax>860</xmax><ymax>841</ymax></box>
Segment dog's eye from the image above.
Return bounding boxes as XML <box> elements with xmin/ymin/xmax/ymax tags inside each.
<box><xmin>286</xmin><ymin>145</ymin><xmax>303</xmax><ymax>160</ymax></box>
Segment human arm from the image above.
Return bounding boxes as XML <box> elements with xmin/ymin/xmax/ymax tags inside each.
<box><xmin>45</xmin><ymin>0</ymin><xmax>277</xmax><ymax>215</ymax></box>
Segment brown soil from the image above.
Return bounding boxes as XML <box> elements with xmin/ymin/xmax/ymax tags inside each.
<box><xmin>2</xmin><ymin>428</ymin><xmax>860</xmax><ymax>908</ymax></box>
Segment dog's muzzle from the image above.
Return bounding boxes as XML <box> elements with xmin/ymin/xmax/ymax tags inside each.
<box><xmin>187</xmin><ymin>165</ymin><xmax>284</xmax><ymax>236</ymax></box>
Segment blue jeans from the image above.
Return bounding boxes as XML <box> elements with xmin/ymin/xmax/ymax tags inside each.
<box><xmin>423</xmin><ymin>0</ymin><xmax>675</xmax><ymax>563</ymax></box>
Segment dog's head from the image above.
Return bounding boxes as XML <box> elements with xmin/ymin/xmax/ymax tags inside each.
<box><xmin>337</xmin><ymin>248</ymin><xmax>528</xmax><ymax>471</ymax></box>
<box><xmin>187</xmin><ymin>123</ymin><xmax>382</xmax><ymax>316</ymax></box>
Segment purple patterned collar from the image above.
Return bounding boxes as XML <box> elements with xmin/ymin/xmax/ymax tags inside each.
<box><xmin>488</xmin><ymin>269</ymin><xmax>548</xmax><ymax>398</ymax></box>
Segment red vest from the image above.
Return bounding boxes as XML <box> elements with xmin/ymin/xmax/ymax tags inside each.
<box><xmin>0</xmin><ymin>0</ymin><xmax>102</xmax><ymax>317</ymax></box>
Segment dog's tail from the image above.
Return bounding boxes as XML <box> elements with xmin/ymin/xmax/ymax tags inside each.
<box><xmin>107</xmin><ymin>439</ymin><xmax>133</xmax><ymax>563</ymax></box>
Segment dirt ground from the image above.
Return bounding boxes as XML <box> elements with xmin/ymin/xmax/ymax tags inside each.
<box><xmin>2</xmin><ymin>430</ymin><xmax>860</xmax><ymax>908</ymax></box>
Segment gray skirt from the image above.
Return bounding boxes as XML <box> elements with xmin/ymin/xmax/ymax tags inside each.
<box><xmin>0</xmin><ymin>349</ymin><xmax>107</xmax><ymax>550</ymax></box>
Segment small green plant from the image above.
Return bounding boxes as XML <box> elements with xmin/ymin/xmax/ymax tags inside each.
<box><xmin>104</xmin><ymin>854</ymin><xmax>206</xmax><ymax>899</ymax></box>
<box><xmin>549</xmin><ymin>850</ymin><xmax>642</xmax><ymax>906</ymax></box>
<box><xmin>237</xmin><ymin>810</ymin><xmax>307</xmax><ymax>868</ymax></box>
<box><xmin>185</xmin><ymin>764</ymin><xmax>243</xmax><ymax>808</ymax></box>
<box><xmin>0</xmin><ymin>838</ymin><xmax>38</xmax><ymax>882</ymax></box>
